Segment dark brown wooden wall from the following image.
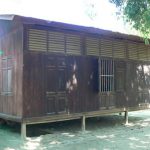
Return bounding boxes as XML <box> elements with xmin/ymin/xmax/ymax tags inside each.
<box><xmin>0</xmin><ymin>20</ymin><xmax>23</xmax><ymax>117</ymax></box>
<box><xmin>23</xmin><ymin>52</ymin><xmax>45</xmax><ymax>117</ymax></box>
<box><xmin>0</xmin><ymin>19</ymin><xmax>149</xmax><ymax>120</ymax></box>
<box><xmin>23</xmin><ymin>53</ymin><xmax>100</xmax><ymax>117</ymax></box>
<box><xmin>126</xmin><ymin>61</ymin><xmax>150</xmax><ymax>107</ymax></box>
<box><xmin>23</xmin><ymin>52</ymin><xmax>150</xmax><ymax>118</ymax></box>
<box><xmin>67</xmin><ymin>56</ymin><xmax>99</xmax><ymax>113</ymax></box>
<box><xmin>22</xmin><ymin>25</ymin><xmax>150</xmax><ymax>118</ymax></box>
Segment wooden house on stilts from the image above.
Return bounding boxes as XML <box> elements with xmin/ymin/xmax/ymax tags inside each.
<box><xmin>0</xmin><ymin>15</ymin><xmax>150</xmax><ymax>138</ymax></box>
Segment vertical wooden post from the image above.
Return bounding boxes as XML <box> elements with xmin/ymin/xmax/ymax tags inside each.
<box><xmin>125</xmin><ymin>110</ymin><xmax>128</xmax><ymax>125</ymax></box>
<box><xmin>82</xmin><ymin>115</ymin><xmax>86</xmax><ymax>131</ymax></box>
<box><xmin>21</xmin><ymin>122</ymin><xmax>26</xmax><ymax>139</ymax></box>
<box><xmin>119</xmin><ymin>112</ymin><xmax>122</xmax><ymax>116</ymax></box>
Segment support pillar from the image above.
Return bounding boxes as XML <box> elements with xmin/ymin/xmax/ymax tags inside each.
<box><xmin>21</xmin><ymin>122</ymin><xmax>26</xmax><ymax>139</ymax></box>
<box><xmin>119</xmin><ymin>112</ymin><xmax>122</xmax><ymax>116</ymax></box>
<box><xmin>81</xmin><ymin>115</ymin><xmax>86</xmax><ymax>131</ymax></box>
<box><xmin>125</xmin><ymin>110</ymin><xmax>128</xmax><ymax>125</ymax></box>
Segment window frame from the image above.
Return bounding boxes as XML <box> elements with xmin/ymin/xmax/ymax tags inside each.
<box><xmin>99</xmin><ymin>58</ymin><xmax>114</xmax><ymax>92</ymax></box>
<box><xmin>1</xmin><ymin>57</ymin><xmax>13</xmax><ymax>95</ymax></box>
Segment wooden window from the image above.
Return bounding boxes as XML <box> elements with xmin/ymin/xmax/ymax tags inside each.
<box><xmin>48</xmin><ymin>31</ymin><xmax>65</xmax><ymax>53</ymax></box>
<box><xmin>28</xmin><ymin>29</ymin><xmax>47</xmax><ymax>51</ymax></box>
<box><xmin>66</xmin><ymin>33</ymin><xmax>81</xmax><ymax>55</ymax></box>
<box><xmin>1</xmin><ymin>57</ymin><xmax>13</xmax><ymax>94</ymax></box>
<box><xmin>86</xmin><ymin>37</ymin><xmax>100</xmax><ymax>56</ymax></box>
<box><xmin>100</xmin><ymin>39</ymin><xmax>113</xmax><ymax>57</ymax></box>
<box><xmin>138</xmin><ymin>44</ymin><xmax>148</xmax><ymax>61</ymax></box>
<box><xmin>99</xmin><ymin>59</ymin><xmax>114</xmax><ymax>92</ymax></box>
<box><xmin>113</xmin><ymin>40</ymin><xmax>126</xmax><ymax>59</ymax></box>
<box><xmin>147</xmin><ymin>46</ymin><xmax>150</xmax><ymax>61</ymax></box>
<box><xmin>128</xmin><ymin>42</ymin><xmax>138</xmax><ymax>60</ymax></box>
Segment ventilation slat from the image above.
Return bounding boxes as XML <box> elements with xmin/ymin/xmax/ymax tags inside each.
<box><xmin>113</xmin><ymin>40</ymin><xmax>126</xmax><ymax>58</ymax></box>
<box><xmin>29</xmin><ymin>40</ymin><xmax>47</xmax><ymax>44</ymax></box>
<box><xmin>29</xmin><ymin>35</ymin><xmax>47</xmax><ymax>39</ymax></box>
<box><xmin>66</xmin><ymin>46</ymin><xmax>81</xmax><ymax>50</ymax></box>
<box><xmin>66</xmin><ymin>50</ymin><xmax>80</xmax><ymax>55</ymax></box>
<box><xmin>29</xmin><ymin>41</ymin><xmax>47</xmax><ymax>45</ymax></box>
<box><xmin>138</xmin><ymin>44</ymin><xmax>148</xmax><ymax>61</ymax></box>
<box><xmin>29</xmin><ymin>44</ymin><xmax>47</xmax><ymax>48</ymax></box>
<box><xmin>48</xmin><ymin>31</ymin><xmax>65</xmax><ymax>53</ymax></box>
<box><xmin>29</xmin><ymin>33</ymin><xmax>47</xmax><ymax>37</ymax></box>
<box><xmin>128</xmin><ymin>42</ymin><xmax>138</xmax><ymax>60</ymax></box>
<box><xmin>147</xmin><ymin>46</ymin><xmax>150</xmax><ymax>61</ymax></box>
<box><xmin>66</xmin><ymin>33</ymin><xmax>81</xmax><ymax>55</ymax></box>
<box><xmin>86</xmin><ymin>37</ymin><xmax>99</xmax><ymax>56</ymax></box>
<box><xmin>28</xmin><ymin>29</ymin><xmax>47</xmax><ymax>51</ymax></box>
<box><xmin>101</xmin><ymin>39</ymin><xmax>113</xmax><ymax>57</ymax></box>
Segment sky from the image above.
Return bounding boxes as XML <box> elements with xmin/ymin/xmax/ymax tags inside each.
<box><xmin>0</xmin><ymin>0</ymin><xmax>132</xmax><ymax>34</ymax></box>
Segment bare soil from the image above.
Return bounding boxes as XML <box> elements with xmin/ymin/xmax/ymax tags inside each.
<box><xmin>1</xmin><ymin>110</ymin><xmax>150</xmax><ymax>150</ymax></box>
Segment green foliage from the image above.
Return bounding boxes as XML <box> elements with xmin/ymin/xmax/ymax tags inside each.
<box><xmin>110</xmin><ymin>0</ymin><xmax>150</xmax><ymax>43</ymax></box>
<box><xmin>109</xmin><ymin>0</ymin><xmax>124</xmax><ymax>7</ymax></box>
<box><xmin>84</xmin><ymin>1</ymin><xmax>97</xmax><ymax>20</ymax></box>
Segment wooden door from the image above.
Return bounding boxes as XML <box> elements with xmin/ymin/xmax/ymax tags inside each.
<box><xmin>57</xmin><ymin>57</ymin><xmax>67</xmax><ymax>113</ymax></box>
<box><xmin>46</xmin><ymin>56</ymin><xmax>67</xmax><ymax>114</ymax></box>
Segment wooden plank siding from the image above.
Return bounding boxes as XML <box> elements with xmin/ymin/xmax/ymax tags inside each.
<box><xmin>0</xmin><ymin>20</ymin><xmax>23</xmax><ymax>117</ymax></box>
<box><xmin>23</xmin><ymin>54</ymin><xmax>100</xmax><ymax>117</ymax></box>
<box><xmin>0</xmin><ymin>16</ymin><xmax>150</xmax><ymax>123</ymax></box>
<box><xmin>21</xmin><ymin>24</ymin><xmax>150</xmax><ymax>119</ymax></box>
<box><xmin>23</xmin><ymin>52</ymin><xmax>46</xmax><ymax>117</ymax></box>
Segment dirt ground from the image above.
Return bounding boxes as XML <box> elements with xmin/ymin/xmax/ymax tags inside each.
<box><xmin>1</xmin><ymin>110</ymin><xmax>150</xmax><ymax>150</ymax></box>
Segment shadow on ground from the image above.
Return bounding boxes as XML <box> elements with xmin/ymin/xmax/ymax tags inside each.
<box><xmin>0</xmin><ymin>110</ymin><xmax>150</xmax><ymax>150</ymax></box>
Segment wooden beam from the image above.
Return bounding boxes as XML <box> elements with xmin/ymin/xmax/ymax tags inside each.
<box><xmin>0</xmin><ymin>113</ymin><xmax>21</xmax><ymax>122</ymax></box>
<box><xmin>24</xmin><ymin>108</ymin><xmax>125</xmax><ymax>125</ymax></box>
<box><xmin>22</xmin><ymin>107</ymin><xmax>149</xmax><ymax>125</ymax></box>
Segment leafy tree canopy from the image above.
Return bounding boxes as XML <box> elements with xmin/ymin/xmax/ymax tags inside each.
<box><xmin>109</xmin><ymin>0</ymin><xmax>150</xmax><ymax>43</ymax></box>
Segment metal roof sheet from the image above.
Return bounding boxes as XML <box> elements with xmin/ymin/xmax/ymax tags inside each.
<box><xmin>0</xmin><ymin>14</ymin><xmax>144</xmax><ymax>43</ymax></box>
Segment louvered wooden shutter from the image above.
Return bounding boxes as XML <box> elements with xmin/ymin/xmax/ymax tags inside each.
<box><xmin>48</xmin><ymin>31</ymin><xmax>65</xmax><ymax>53</ymax></box>
<box><xmin>147</xmin><ymin>46</ymin><xmax>150</xmax><ymax>61</ymax></box>
<box><xmin>66</xmin><ymin>33</ymin><xmax>81</xmax><ymax>55</ymax></box>
<box><xmin>113</xmin><ymin>40</ymin><xmax>126</xmax><ymax>58</ymax></box>
<box><xmin>128</xmin><ymin>42</ymin><xmax>138</xmax><ymax>60</ymax></box>
<box><xmin>86</xmin><ymin>37</ymin><xmax>99</xmax><ymax>56</ymax></box>
<box><xmin>28</xmin><ymin>29</ymin><xmax>47</xmax><ymax>51</ymax></box>
<box><xmin>138</xmin><ymin>44</ymin><xmax>148</xmax><ymax>61</ymax></box>
<box><xmin>100</xmin><ymin>39</ymin><xmax>113</xmax><ymax>57</ymax></box>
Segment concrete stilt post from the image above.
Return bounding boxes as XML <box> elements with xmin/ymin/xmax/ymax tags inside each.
<box><xmin>82</xmin><ymin>115</ymin><xmax>86</xmax><ymax>131</ymax></box>
<box><xmin>125</xmin><ymin>110</ymin><xmax>128</xmax><ymax>125</ymax></box>
<box><xmin>21</xmin><ymin>122</ymin><xmax>26</xmax><ymax>139</ymax></box>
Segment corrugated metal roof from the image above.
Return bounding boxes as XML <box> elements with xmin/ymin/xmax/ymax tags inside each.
<box><xmin>0</xmin><ymin>14</ymin><xmax>145</xmax><ymax>43</ymax></box>
<box><xmin>0</xmin><ymin>14</ymin><xmax>15</xmax><ymax>20</ymax></box>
